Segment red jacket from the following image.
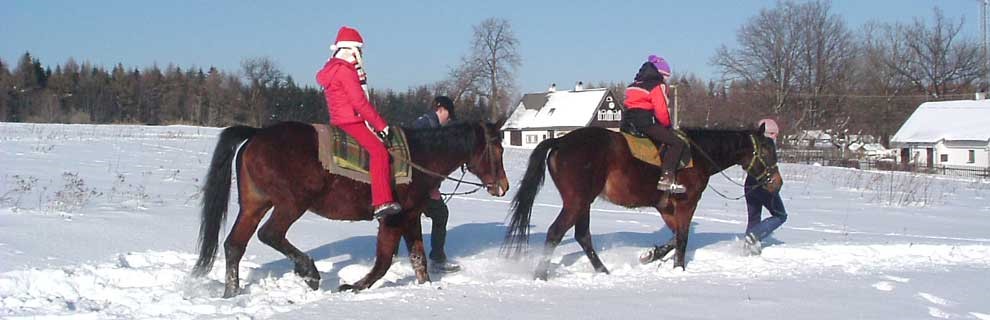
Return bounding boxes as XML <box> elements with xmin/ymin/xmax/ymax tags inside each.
<box><xmin>624</xmin><ymin>84</ymin><xmax>671</xmax><ymax>127</ymax></box>
<box><xmin>316</xmin><ymin>58</ymin><xmax>388</xmax><ymax>131</ymax></box>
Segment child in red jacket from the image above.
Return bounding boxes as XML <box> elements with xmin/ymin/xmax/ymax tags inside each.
<box><xmin>316</xmin><ymin>26</ymin><xmax>401</xmax><ymax>218</ymax></box>
<box><xmin>622</xmin><ymin>55</ymin><xmax>686</xmax><ymax>193</ymax></box>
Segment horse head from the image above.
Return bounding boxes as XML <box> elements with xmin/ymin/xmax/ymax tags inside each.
<box><xmin>742</xmin><ymin>123</ymin><xmax>783</xmax><ymax>193</ymax></box>
<box><xmin>465</xmin><ymin>120</ymin><xmax>510</xmax><ymax>197</ymax></box>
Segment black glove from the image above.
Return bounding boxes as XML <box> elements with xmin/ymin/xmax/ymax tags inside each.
<box><xmin>376</xmin><ymin>126</ymin><xmax>391</xmax><ymax>145</ymax></box>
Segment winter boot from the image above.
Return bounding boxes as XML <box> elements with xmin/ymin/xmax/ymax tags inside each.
<box><xmin>373</xmin><ymin>202</ymin><xmax>402</xmax><ymax>219</ymax></box>
<box><xmin>743</xmin><ymin>232</ymin><xmax>762</xmax><ymax>256</ymax></box>
<box><xmin>429</xmin><ymin>259</ymin><xmax>462</xmax><ymax>273</ymax></box>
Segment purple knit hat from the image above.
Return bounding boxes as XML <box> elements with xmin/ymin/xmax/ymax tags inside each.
<box><xmin>648</xmin><ymin>55</ymin><xmax>671</xmax><ymax>77</ymax></box>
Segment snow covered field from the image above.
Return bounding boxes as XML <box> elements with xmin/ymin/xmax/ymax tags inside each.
<box><xmin>1</xmin><ymin>122</ymin><xmax>989</xmax><ymax>319</ymax></box>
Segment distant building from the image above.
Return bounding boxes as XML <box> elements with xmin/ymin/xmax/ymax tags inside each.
<box><xmin>891</xmin><ymin>99</ymin><xmax>990</xmax><ymax>168</ymax></box>
<box><xmin>501</xmin><ymin>87</ymin><xmax>619</xmax><ymax>148</ymax></box>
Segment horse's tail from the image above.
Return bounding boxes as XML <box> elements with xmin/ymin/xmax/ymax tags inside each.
<box><xmin>501</xmin><ymin>137</ymin><xmax>559</xmax><ymax>259</ymax></box>
<box><xmin>192</xmin><ymin>125</ymin><xmax>258</xmax><ymax>277</ymax></box>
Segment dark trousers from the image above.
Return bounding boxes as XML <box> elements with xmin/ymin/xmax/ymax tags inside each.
<box><xmin>744</xmin><ymin>175</ymin><xmax>788</xmax><ymax>240</ymax></box>
<box><xmin>641</xmin><ymin>125</ymin><xmax>685</xmax><ymax>174</ymax></box>
<box><xmin>423</xmin><ymin>198</ymin><xmax>450</xmax><ymax>262</ymax></box>
<box><xmin>624</xmin><ymin>109</ymin><xmax>685</xmax><ymax>174</ymax></box>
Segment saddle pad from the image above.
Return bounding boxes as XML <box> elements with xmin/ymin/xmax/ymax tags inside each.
<box><xmin>621</xmin><ymin>132</ymin><xmax>693</xmax><ymax>169</ymax></box>
<box><xmin>313</xmin><ymin>124</ymin><xmax>412</xmax><ymax>185</ymax></box>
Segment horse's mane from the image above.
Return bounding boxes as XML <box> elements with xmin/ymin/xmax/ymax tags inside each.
<box><xmin>681</xmin><ymin>127</ymin><xmax>757</xmax><ymax>165</ymax></box>
<box><xmin>402</xmin><ymin>122</ymin><xmax>478</xmax><ymax>156</ymax></box>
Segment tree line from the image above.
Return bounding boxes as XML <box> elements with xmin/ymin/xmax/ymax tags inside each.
<box><xmin>2</xmin><ymin>4</ymin><xmax>985</xmax><ymax>148</ymax></box>
<box><xmin>0</xmin><ymin>53</ymin><xmax>503</xmax><ymax>127</ymax></box>
<box><xmin>0</xmin><ymin>17</ymin><xmax>520</xmax><ymax>128</ymax></box>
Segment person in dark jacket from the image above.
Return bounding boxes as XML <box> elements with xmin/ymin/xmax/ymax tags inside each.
<box><xmin>621</xmin><ymin>55</ymin><xmax>686</xmax><ymax>193</ymax></box>
<box><xmin>743</xmin><ymin>118</ymin><xmax>788</xmax><ymax>255</ymax></box>
<box><xmin>410</xmin><ymin>96</ymin><xmax>461</xmax><ymax>273</ymax></box>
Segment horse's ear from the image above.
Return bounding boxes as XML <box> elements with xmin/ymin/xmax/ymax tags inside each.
<box><xmin>757</xmin><ymin>122</ymin><xmax>766</xmax><ymax>135</ymax></box>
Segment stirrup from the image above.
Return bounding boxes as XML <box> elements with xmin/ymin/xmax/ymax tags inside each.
<box><xmin>657</xmin><ymin>180</ymin><xmax>686</xmax><ymax>193</ymax></box>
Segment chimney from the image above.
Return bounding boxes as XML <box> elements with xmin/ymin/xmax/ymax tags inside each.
<box><xmin>575</xmin><ymin>81</ymin><xmax>584</xmax><ymax>91</ymax></box>
<box><xmin>548</xmin><ymin>83</ymin><xmax>556</xmax><ymax>92</ymax></box>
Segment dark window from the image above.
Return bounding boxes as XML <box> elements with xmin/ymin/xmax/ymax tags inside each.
<box><xmin>968</xmin><ymin>150</ymin><xmax>976</xmax><ymax>163</ymax></box>
<box><xmin>940</xmin><ymin>154</ymin><xmax>948</xmax><ymax>162</ymax></box>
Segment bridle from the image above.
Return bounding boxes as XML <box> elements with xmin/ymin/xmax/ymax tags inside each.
<box><xmin>460</xmin><ymin>125</ymin><xmax>502</xmax><ymax>190</ymax></box>
<box><xmin>743</xmin><ymin>134</ymin><xmax>778</xmax><ymax>188</ymax></box>
<box><xmin>388</xmin><ymin>124</ymin><xmax>503</xmax><ymax>200</ymax></box>
<box><xmin>685</xmin><ymin>132</ymin><xmax>780</xmax><ymax>200</ymax></box>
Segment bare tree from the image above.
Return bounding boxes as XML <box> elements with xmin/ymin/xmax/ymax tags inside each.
<box><xmin>241</xmin><ymin>57</ymin><xmax>284</xmax><ymax>126</ymax></box>
<box><xmin>437</xmin><ymin>55</ymin><xmax>485</xmax><ymax>104</ymax></box>
<box><xmin>470</xmin><ymin>18</ymin><xmax>521</xmax><ymax>120</ymax></box>
<box><xmin>869</xmin><ymin>8</ymin><xmax>983</xmax><ymax>98</ymax></box>
<box><xmin>711</xmin><ymin>2</ymin><xmax>804</xmax><ymax>116</ymax></box>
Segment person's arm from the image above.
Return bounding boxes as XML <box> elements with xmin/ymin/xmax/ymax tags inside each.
<box><xmin>341</xmin><ymin>66</ymin><xmax>388</xmax><ymax>131</ymax></box>
<box><xmin>651</xmin><ymin>85</ymin><xmax>671</xmax><ymax>127</ymax></box>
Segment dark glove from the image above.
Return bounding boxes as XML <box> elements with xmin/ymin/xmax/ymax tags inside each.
<box><xmin>376</xmin><ymin>126</ymin><xmax>391</xmax><ymax>145</ymax></box>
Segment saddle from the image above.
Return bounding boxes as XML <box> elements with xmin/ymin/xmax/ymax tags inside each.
<box><xmin>312</xmin><ymin>124</ymin><xmax>412</xmax><ymax>185</ymax></box>
<box><xmin>620</xmin><ymin>129</ymin><xmax>693</xmax><ymax>169</ymax></box>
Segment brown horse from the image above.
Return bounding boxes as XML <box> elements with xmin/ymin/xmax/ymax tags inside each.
<box><xmin>191</xmin><ymin>121</ymin><xmax>509</xmax><ymax>297</ymax></box>
<box><xmin>502</xmin><ymin>125</ymin><xmax>781</xmax><ymax>280</ymax></box>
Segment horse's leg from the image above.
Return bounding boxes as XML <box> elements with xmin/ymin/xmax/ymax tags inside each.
<box><xmin>222</xmin><ymin>198</ymin><xmax>272</xmax><ymax>298</ymax></box>
<box><xmin>671</xmin><ymin>202</ymin><xmax>698</xmax><ymax>270</ymax></box>
<box><xmin>640</xmin><ymin>203</ymin><xmax>677</xmax><ymax>264</ymax></box>
<box><xmin>257</xmin><ymin>203</ymin><xmax>320</xmax><ymax>290</ymax></box>
<box><xmin>574</xmin><ymin>208</ymin><xmax>609</xmax><ymax>274</ymax></box>
<box><xmin>339</xmin><ymin>216</ymin><xmax>404</xmax><ymax>292</ymax></box>
<box><xmin>535</xmin><ymin>206</ymin><xmax>580</xmax><ymax>280</ymax></box>
<box><xmin>400</xmin><ymin>214</ymin><xmax>430</xmax><ymax>283</ymax></box>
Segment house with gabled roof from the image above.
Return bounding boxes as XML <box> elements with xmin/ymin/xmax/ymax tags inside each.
<box><xmin>891</xmin><ymin>98</ymin><xmax>990</xmax><ymax>168</ymax></box>
<box><xmin>501</xmin><ymin>87</ymin><xmax>619</xmax><ymax>148</ymax></box>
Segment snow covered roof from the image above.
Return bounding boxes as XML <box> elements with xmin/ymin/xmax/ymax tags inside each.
<box><xmin>502</xmin><ymin>88</ymin><xmax>610</xmax><ymax>130</ymax></box>
<box><xmin>891</xmin><ymin>99</ymin><xmax>990</xmax><ymax>145</ymax></box>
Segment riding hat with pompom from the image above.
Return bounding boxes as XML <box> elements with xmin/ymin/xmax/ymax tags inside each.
<box><xmin>648</xmin><ymin>55</ymin><xmax>671</xmax><ymax>77</ymax></box>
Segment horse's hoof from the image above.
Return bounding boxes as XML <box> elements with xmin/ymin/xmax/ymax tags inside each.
<box><xmin>534</xmin><ymin>271</ymin><xmax>549</xmax><ymax>281</ymax></box>
<box><xmin>304</xmin><ymin>277</ymin><xmax>320</xmax><ymax>291</ymax></box>
<box><xmin>338</xmin><ymin>284</ymin><xmax>360</xmax><ymax>292</ymax></box>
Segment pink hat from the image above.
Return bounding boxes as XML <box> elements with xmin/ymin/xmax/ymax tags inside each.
<box><xmin>331</xmin><ymin>26</ymin><xmax>364</xmax><ymax>51</ymax></box>
<box><xmin>757</xmin><ymin>118</ymin><xmax>779</xmax><ymax>139</ymax></box>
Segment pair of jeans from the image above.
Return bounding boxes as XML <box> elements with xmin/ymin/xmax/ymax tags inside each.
<box><xmin>744</xmin><ymin>175</ymin><xmax>788</xmax><ymax>240</ymax></box>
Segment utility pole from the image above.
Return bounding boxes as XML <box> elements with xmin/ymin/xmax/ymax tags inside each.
<box><xmin>982</xmin><ymin>0</ymin><xmax>989</xmax><ymax>94</ymax></box>
<box><xmin>670</xmin><ymin>85</ymin><xmax>679</xmax><ymax>129</ymax></box>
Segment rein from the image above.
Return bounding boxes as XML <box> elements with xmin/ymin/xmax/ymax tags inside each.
<box><xmin>386</xmin><ymin>124</ymin><xmax>501</xmax><ymax>199</ymax></box>
<box><xmin>682</xmin><ymin>132</ymin><xmax>777</xmax><ymax>200</ymax></box>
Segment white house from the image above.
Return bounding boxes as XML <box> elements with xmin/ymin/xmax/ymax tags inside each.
<box><xmin>501</xmin><ymin>87</ymin><xmax>619</xmax><ymax>148</ymax></box>
<box><xmin>890</xmin><ymin>99</ymin><xmax>990</xmax><ymax>168</ymax></box>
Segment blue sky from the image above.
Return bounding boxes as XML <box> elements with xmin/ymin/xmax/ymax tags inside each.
<box><xmin>2</xmin><ymin>0</ymin><xmax>984</xmax><ymax>93</ymax></box>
